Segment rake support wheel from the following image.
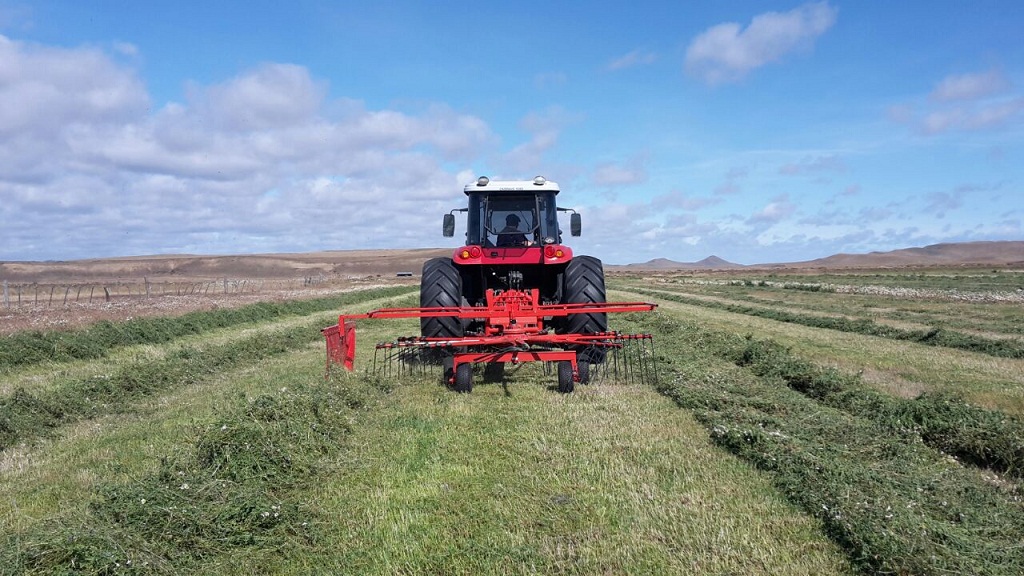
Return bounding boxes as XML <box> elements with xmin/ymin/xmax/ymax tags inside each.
<box><xmin>454</xmin><ymin>363</ymin><xmax>473</xmax><ymax>393</ymax></box>
<box><xmin>557</xmin><ymin>361</ymin><xmax>575</xmax><ymax>394</ymax></box>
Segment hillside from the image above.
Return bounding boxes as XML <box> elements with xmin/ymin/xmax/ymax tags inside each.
<box><xmin>0</xmin><ymin>248</ymin><xmax>451</xmax><ymax>283</ymax></box>
<box><xmin>615</xmin><ymin>255</ymin><xmax>744</xmax><ymax>271</ymax></box>
<box><xmin>1</xmin><ymin>241</ymin><xmax>1021</xmax><ymax>284</ymax></box>
<box><xmin>776</xmin><ymin>240</ymin><xmax>1024</xmax><ymax>269</ymax></box>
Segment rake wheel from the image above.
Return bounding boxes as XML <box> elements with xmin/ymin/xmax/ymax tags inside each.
<box><xmin>454</xmin><ymin>363</ymin><xmax>473</xmax><ymax>393</ymax></box>
<box><xmin>557</xmin><ymin>361</ymin><xmax>575</xmax><ymax>394</ymax></box>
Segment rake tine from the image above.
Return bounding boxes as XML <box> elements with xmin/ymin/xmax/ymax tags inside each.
<box><xmin>622</xmin><ymin>340</ymin><xmax>630</xmax><ymax>381</ymax></box>
<box><xmin>611</xmin><ymin>343</ymin><xmax>620</xmax><ymax>381</ymax></box>
<box><xmin>648</xmin><ymin>337</ymin><xmax>658</xmax><ymax>385</ymax></box>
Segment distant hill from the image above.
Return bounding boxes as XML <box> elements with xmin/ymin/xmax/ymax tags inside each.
<box><xmin>612</xmin><ymin>241</ymin><xmax>1022</xmax><ymax>271</ymax></box>
<box><xmin>615</xmin><ymin>255</ymin><xmax>744</xmax><ymax>271</ymax></box>
<box><xmin>774</xmin><ymin>241</ymin><xmax>1024</xmax><ymax>269</ymax></box>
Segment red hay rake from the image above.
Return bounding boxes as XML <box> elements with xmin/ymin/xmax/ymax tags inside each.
<box><xmin>322</xmin><ymin>287</ymin><xmax>657</xmax><ymax>393</ymax></box>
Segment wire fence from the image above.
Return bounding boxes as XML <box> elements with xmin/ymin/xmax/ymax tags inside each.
<box><xmin>1</xmin><ymin>276</ymin><xmax>332</xmax><ymax>309</ymax></box>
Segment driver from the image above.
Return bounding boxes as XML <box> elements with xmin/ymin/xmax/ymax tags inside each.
<box><xmin>496</xmin><ymin>214</ymin><xmax>531</xmax><ymax>247</ymax></box>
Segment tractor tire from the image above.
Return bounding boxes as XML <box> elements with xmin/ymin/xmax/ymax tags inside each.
<box><xmin>421</xmin><ymin>258</ymin><xmax>463</xmax><ymax>364</ymax></box>
<box><xmin>454</xmin><ymin>363</ymin><xmax>473</xmax><ymax>393</ymax></box>
<box><xmin>562</xmin><ymin>255</ymin><xmax>608</xmax><ymax>364</ymax></box>
<box><xmin>557</xmin><ymin>360</ymin><xmax>575</xmax><ymax>394</ymax></box>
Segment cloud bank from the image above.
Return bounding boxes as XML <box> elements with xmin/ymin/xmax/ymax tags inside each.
<box><xmin>0</xmin><ymin>35</ymin><xmax>497</xmax><ymax>260</ymax></box>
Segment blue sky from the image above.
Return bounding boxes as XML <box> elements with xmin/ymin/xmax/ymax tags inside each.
<box><xmin>1</xmin><ymin>1</ymin><xmax>1021</xmax><ymax>265</ymax></box>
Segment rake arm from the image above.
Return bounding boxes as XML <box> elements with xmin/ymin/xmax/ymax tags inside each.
<box><xmin>322</xmin><ymin>288</ymin><xmax>657</xmax><ymax>384</ymax></box>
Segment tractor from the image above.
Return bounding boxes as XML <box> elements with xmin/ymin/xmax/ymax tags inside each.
<box><xmin>322</xmin><ymin>176</ymin><xmax>656</xmax><ymax>393</ymax></box>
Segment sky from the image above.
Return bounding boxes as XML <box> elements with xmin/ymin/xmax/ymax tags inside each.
<box><xmin>1</xmin><ymin>1</ymin><xmax>1022</xmax><ymax>265</ymax></box>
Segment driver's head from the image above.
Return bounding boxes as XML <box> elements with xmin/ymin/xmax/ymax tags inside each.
<box><xmin>505</xmin><ymin>214</ymin><xmax>520</xmax><ymax>227</ymax></box>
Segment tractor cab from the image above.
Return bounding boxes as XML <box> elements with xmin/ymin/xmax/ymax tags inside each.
<box><xmin>443</xmin><ymin>176</ymin><xmax>581</xmax><ymax>249</ymax></box>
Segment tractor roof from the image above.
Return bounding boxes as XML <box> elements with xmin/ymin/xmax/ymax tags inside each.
<box><xmin>463</xmin><ymin>175</ymin><xmax>560</xmax><ymax>195</ymax></box>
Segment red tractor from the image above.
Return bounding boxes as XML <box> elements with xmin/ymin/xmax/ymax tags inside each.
<box><xmin>323</xmin><ymin>176</ymin><xmax>656</xmax><ymax>393</ymax></box>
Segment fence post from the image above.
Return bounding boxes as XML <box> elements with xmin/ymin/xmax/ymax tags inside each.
<box><xmin>2</xmin><ymin>280</ymin><xmax>8</xmax><ymax>308</ymax></box>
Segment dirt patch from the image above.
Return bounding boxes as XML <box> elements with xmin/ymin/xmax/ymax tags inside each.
<box><xmin>0</xmin><ymin>249</ymin><xmax>450</xmax><ymax>334</ymax></box>
<box><xmin>0</xmin><ymin>281</ymin><xmax>413</xmax><ymax>335</ymax></box>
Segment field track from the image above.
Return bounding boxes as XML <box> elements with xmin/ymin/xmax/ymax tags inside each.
<box><xmin>2</xmin><ymin>270</ymin><xmax>1022</xmax><ymax>574</ymax></box>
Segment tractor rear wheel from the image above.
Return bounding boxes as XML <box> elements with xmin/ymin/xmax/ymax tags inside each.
<box><xmin>557</xmin><ymin>361</ymin><xmax>575</xmax><ymax>394</ymax></box>
<box><xmin>562</xmin><ymin>255</ymin><xmax>607</xmax><ymax>364</ymax></box>
<box><xmin>454</xmin><ymin>363</ymin><xmax>473</xmax><ymax>393</ymax></box>
<box><xmin>421</xmin><ymin>258</ymin><xmax>463</xmax><ymax>364</ymax></box>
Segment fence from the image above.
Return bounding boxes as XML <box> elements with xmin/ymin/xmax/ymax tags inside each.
<box><xmin>0</xmin><ymin>277</ymin><xmax>331</xmax><ymax>309</ymax></box>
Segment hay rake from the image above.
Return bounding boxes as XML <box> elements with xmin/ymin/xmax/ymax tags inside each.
<box><xmin>323</xmin><ymin>287</ymin><xmax>657</xmax><ymax>393</ymax></box>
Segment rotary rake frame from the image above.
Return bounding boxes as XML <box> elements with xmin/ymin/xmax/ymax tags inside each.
<box><xmin>322</xmin><ymin>287</ymin><xmax>657</xmax><ymax>392</ymax></box>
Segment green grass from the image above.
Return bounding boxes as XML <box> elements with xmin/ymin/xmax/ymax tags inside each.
<box><xmin>615</xmin><ymin>290</ymin><xmax>1024</xmax><ymax>416</ymax></box>
<box><xmin>0</xmin><ymin>316</ymin><xmax>853</xmax><ymax>575</ymax></box>
<box><xmin>614</xmin><ymin>310</ymin><xmax>1024</xmax><ymax>575</ymax></box>
<box><xmin>299</xmin><ymin>370</ymin><xmax>852</xmax><ymax>575</ymax></box>
<box><xmin>624</xmin><ymin>286</ymin><xmax>1024</xmax><ymax>359</ymax></box>
<box><xmin>3</xmin><ymin>269</ymin><xmax>1023</xmax><ymax>574</ymax></box>
<box><xmin>2</xmin><ymin>357</ymin><xmax>388</xmax><ymax>574</ymax></box>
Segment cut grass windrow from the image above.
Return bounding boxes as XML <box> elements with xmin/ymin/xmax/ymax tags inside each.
<box><xmin>0</xmin><ymin>286</ymin><xmax>416</xmax><ymax>372</ymax></box>
<box><xmin>0</xmin><ymin>288</ymin><xmax>414</xmax><ymax>451</ymax></box>
<box><xmin>616</xmin><ymin>311</ymin><xmax>1024</xmax><ymax>575</ymax></box>
<box><xmin>731</xmin><ymin>337</ymin><xmax>1024</xmax><ymax>480</ymax></box>
<box><xmin>627</xmin><ymin>286</ymin><xmax>1024</xmax><ymax>359</ymax></box>
<box><xmin>0</xmin><ymin>323</ymin><xmax>318</xmax><ymax>452</ymax></box>
<box><xmin>1</xmin><ymin>372</ymin><xmax>391</xmax><ymax>574</ymax></box>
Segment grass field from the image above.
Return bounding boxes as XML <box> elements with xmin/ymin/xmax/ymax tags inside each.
<box><xmin>1</xmin><ymin>269</ymin><xmax>1022</xmax><ymax>574</ymax></box>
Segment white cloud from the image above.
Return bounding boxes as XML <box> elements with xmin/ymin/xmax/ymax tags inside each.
<box><xmin>778</xmin><ymin>154</ymin><xmax>846</xmax><ymax>176</ymax></box>
<box><xmin>747</xmin><ymin>194</ymin><xmax>796</xmax><ymax>224</ymax></box>
<box><xmin>893</xmin><ymin>96</ymin><xmax>1024</xmax><ymax>136</ymax></box>
<box><xmin>0</xmin><ymin>35</ymin><xmax>149</xmax><ymax>133</ymax></box>
<box><xmin>196</xmin><ymin>63</ymin><xmax>325</xmax><ymax>132</ymax></box>
<box><xmin>890</xmin><ymin>68</ymin><xmax>1024</xmax><ymax>135</ymax></box>
<box><xmin>931</xmin><ymin>69</ymin><xmax>1011</xmax><ymax>102</ymax></box>
<box><xmin>606</xmin><ymin>49</ymin><xmax>657</xmax><ymax>72</ymax></box>
<box><xmin>590</xmin><ymin>154</ymin><xmax>649</xmax><ymax>187</ymax></box>
<box><xmin>685</xmin><ymin>2</ymin><xmax>837</xmax><ymax>85</ymax></box>
<box><xmin>499</xmin><ymin>107</ymin><xmax>580</xmax><ymax>174</ymax></box>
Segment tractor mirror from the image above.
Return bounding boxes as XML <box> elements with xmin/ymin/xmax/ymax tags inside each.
<box><xmin>570</xmin><ymin>213</ymin><xmax>582</xmax><ymax>236</ymax></box>
<box><xmin>442</xmin><ymin>214</ymin><xmax>455</xmax><ymax>237</ymax></box>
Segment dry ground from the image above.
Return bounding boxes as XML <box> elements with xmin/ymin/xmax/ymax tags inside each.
<box><xmin>0</xmin><ymin>249</ymin><xmax>443</xmax><ymax>334</ymax></box>
<box><xmin>2</xmin><ymin>242</ymin><xmax>1021</xmax><ymax>334</ymax></box>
